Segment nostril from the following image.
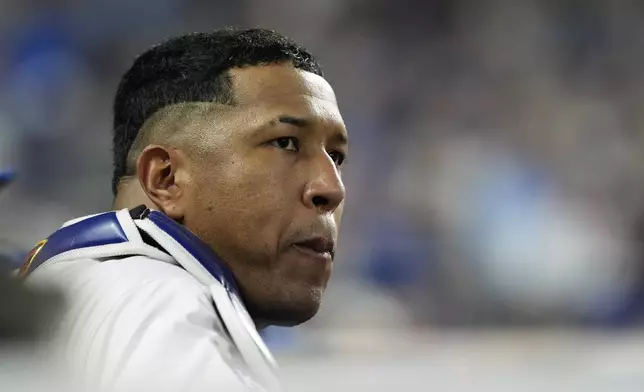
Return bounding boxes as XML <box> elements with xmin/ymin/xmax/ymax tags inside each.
<box><xmin>312</xmin><ymin>196</ymin><xmax>328</xmax><ymax>207</ymax></box>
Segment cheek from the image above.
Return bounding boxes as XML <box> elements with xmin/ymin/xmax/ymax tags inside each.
<box><xmin>190</xmin><ymin>159</ymin><xmax>297</xmax><ymax>247</ymax></box>
<box><xmin>333</xmin><ymin>203</ymin><xmax>345</xmax><ymax>228</ymax></box>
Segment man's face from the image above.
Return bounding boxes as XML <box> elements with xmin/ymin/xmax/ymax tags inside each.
<box><xmin>182</xmin><ymin>64</ymin><xmax>348</xmax><ymax>326</ymax></box>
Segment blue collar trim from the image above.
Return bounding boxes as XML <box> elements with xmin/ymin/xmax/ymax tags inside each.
<box><xmin>22</xmin><ymin>212</ymin><xmax>127</xmax><ymax>275</ymax></box>
<box><xmin>22</xmin><ymin>209</ymin><xmax>240</xmax><ymax>297</ymax></box>
<box><xmin>147</xmin><ymin>210</ymin><xmax>241</xmax><ymax>295</ymax></box>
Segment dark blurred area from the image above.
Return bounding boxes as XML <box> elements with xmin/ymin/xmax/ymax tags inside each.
<box><xmin>0</xmin><ymin>173</ymin><xmax>62</xmax><ymax>343</ymax></box>
<box><xmin>2</xmin><ymin>0</ymin><xmax>644</xmax><ymax>358</ymax></box>
<box><xmin>0</xmin><ymin>270</ymin><xmax>63</xmax><ymax>342</ymax></box>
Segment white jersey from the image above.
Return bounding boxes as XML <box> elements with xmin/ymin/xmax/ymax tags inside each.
<box><xmin>22</xmin><ymin>206</ymin><xmax>280</xmax><ymax>392</ymax></box>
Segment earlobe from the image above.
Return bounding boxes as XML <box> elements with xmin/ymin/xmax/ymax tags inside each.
<box><xmin>136</xmin><ymin>145</ymin><xmax>187</xmax><ymax>220</ymax></box>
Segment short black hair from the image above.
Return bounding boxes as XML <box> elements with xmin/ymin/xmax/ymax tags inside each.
<box><xmin>111</xmin><ymin>28</ymin><xmax>323</xmax><ymax>195</ymax></box>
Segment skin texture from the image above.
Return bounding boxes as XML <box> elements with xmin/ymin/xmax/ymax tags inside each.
<box><xmin>114</xmin><ymin>64</ymin><xmax>348</xmax><ymax>327</ymax></box>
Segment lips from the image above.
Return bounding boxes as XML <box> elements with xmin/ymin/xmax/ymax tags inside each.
<box><xmin>291</xmin><ymin>237</ymin><xmax>335</xmax><ymax>262</ymax></box>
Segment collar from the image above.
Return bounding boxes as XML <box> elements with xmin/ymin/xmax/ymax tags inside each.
<box><xmin>20</xmin><ymin>205</ymin><xmax>241</xmax><ymax>296</ymax></box>
<box><xmin>21</xmin><ymin>205</ymin><xmax>279</xmax><ymax>389</ymax></box>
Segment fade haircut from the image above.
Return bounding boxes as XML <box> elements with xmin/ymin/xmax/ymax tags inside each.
<box><xmin>111</xmin><ymin>28</ymin><xmax>323</xmax><ymax>195</ymax></box>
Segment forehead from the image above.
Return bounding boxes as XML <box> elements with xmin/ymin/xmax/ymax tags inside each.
<box><xmin>229</xmin><ymin>64</ymin><xmax>343</xmax><ymax>122</ymax></box>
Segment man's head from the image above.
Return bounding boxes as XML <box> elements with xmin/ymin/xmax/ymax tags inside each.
<box><xmin>112</xmin><ymin>28</ymin><xmax>348</xmax><ymax>327</ymax></box>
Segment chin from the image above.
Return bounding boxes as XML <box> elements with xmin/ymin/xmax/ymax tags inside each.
<box><xmin>245</xmin><ymin>285</ymin><xmax>325</xmax><ymax>328</ymax></box>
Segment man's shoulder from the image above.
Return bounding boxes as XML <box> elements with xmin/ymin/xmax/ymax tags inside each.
<box><xmin>30</xmin><ymin>255</ymin><xmax>203</xmax><ymax>294</ymax></box>
<box><xmin>30</xmin><ymin>256</ymin><xmax>249</xmax><ymax>390</ymax></box>
<box><xmin>27</xmin><ymin>255</ymin><xmax>216</xmax><ymax>333</ymax></box>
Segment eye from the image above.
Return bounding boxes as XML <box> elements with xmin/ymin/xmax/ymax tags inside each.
<box><xmin>270</xmin><ymin>137</ymin><xmax>299</xmax><ymax>152</ymax></box>
<box><xmin>328</xmin><ymin>151</ymin><xmax>346</xmax><ymax>166</ymax></box>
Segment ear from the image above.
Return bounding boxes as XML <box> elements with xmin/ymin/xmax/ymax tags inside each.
<box><xmin>136</xmin><ymin>145</ymin><xmax>189</xmax><ymax>221</ymax></box>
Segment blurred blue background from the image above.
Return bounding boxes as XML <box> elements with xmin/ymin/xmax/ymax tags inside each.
<box><xmin>2</xmin><ymin>0</ymin><xmax>644</xmax><ymax>363</ymax></box>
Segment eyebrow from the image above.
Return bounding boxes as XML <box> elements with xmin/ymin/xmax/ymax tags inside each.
<box><xmin>276</xmin><ymin>115</ymin><xmax>348</xmax><ymax>145</ymax></box>
<box><xmin>278</xmin><ymin>115</ymin><xmax>310</xmax><ymax>127</ymax></box>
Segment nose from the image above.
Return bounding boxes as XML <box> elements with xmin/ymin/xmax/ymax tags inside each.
<box><xmin>302</xmin><ymin>154</ymin><xmax>346</xmax><ymax>214</ymax></box>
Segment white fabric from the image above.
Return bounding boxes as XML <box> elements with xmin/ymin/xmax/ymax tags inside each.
<box><xmin>25</xmin><ymin>211</ymin><xmax>278</xmax><ymax>392</ymax></box>
<box><xmin>135</xmin><ymin>218</ymin><xmax>279</xmax><ymax>389</ymax></box>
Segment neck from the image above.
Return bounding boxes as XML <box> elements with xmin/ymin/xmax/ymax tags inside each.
<box><xmin>254</xmin><ymin>320</ymin><xmax>269</xmax><ymax>331</ymax></box>
<box><xmin>113</xmin><ymin>183</ymin><xmax>267</xmax><ymax>330</ymax></box>
<box><xmin>113</xmin><ymin>181</ymin><xmax>155</xmax><ymax>211</ymax></box>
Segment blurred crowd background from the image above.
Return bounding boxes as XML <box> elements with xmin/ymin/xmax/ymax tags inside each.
<box><xmin>2</xmin><ymin>0</ymin><xmax>644</xmax><ymax>389</ymax></box>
